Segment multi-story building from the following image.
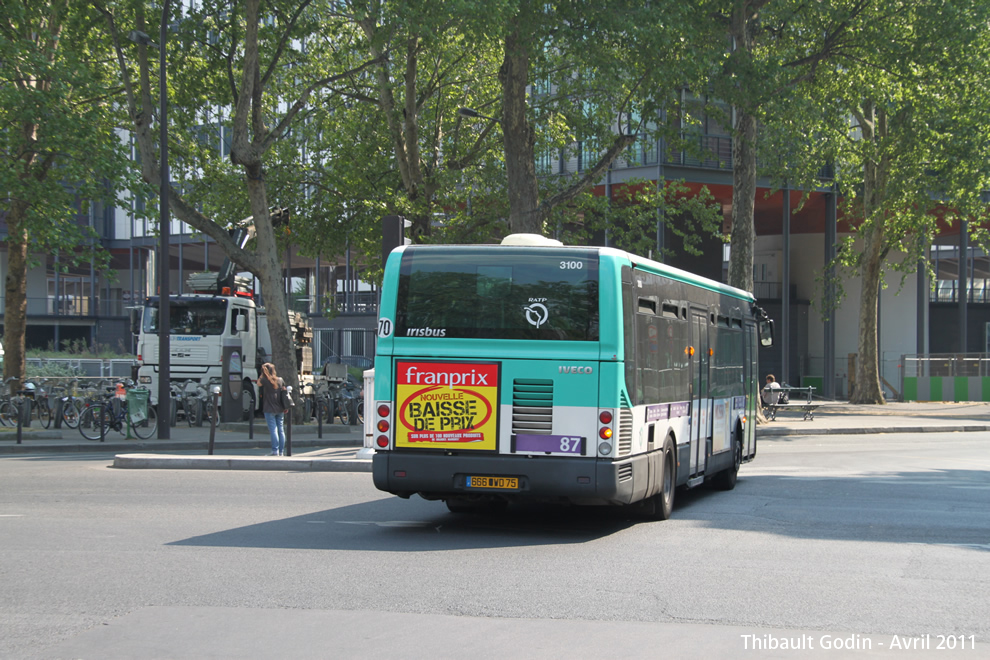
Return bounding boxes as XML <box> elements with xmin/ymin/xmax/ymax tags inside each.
<box><xmin>2</xmin><ymin>107</ymin><xmax>986</xmax><ymax>400</ymax></box>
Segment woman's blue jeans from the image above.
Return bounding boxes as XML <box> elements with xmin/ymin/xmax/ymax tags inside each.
<box><xmin>264</xmin><ymin>412</ymin><xmax>285</xmax><ymax>454</ymax></box>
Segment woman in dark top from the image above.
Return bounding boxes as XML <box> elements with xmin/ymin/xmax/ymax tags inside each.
<box><xmin>257</xmin><ymin>362</ymin><xmax>287</xmax><ymax>455</ymax></box>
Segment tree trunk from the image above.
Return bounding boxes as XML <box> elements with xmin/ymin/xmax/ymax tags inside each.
<box><xmin>3</xmin><ymin>205</ymin><xmax>29</xmax><ymax>394</ymax></box>
<box><xmin>728</xmin><ymin>110</ymin><xmax>757</xmax><ymax>293</ymax></box>
<box><xmin>245</xmin><ymin>166</ymin><xmax>303</xmax><ymax>422</ymax></box>
<box><xmin>849</xmin><ymin>102</ymin><xmax>886</xmax><ymax>404</ymax></box>
<box><xmin>501</xmin><ymin>11</ymin><xmax>541</xmax><ymax>234</ymax></box>
<box><xmin>851</xmin><ymin>223</ymin><xmax>886</xmax><ymax>403</ymax></box>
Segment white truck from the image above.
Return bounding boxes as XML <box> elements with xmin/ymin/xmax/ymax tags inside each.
<box><xmin>135</xmin><ymin>272</ymin><xmax>319</xmax><ymax>417</ymax></box>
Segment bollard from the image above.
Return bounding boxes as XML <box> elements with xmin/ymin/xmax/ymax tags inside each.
<box><xmin>208</xmin><ymin>391</ymin><xmax>219</xmax><ymax>455</ymax></box>
<box><xmin>285</xmin><ymin>408</ymin><xmax>292</xmax><ymax>457</ymax></box>
<box><xmin>249</xmin><ymin>408</ymin><xmax>254</xmax><ymax>439</ymax></box>
<box><xmin>317</xmin><ymin>397</ymin><xmax>323</xmax><ymax>439</ymax></box>
<box><xmin>53</xmin><ymin>396</ymin><xmax>64</xmax><ymax>429</ymax></box>
<box><xmin>15</xmin><ymin>397</ymin><xmax>23</xmax><ymax>445</ymax></box>
<box><xmin>19</xmin><ymin>393</ymin><xmax>32</xmax><ymax>429</ymax></box>
<box><xmin>99</xmin><ymin>404</ymin><xmax>106</xmax><ymax>443</ymax></box>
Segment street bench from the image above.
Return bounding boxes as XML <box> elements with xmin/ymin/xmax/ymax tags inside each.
<box><xmin>762</xmin><ymin>386</ymin><xmax>820</xmax><ymax>421</ymax></box>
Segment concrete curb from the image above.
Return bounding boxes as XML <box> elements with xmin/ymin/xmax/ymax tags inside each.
<box><xmin>758</xmin><ymin>424</ymin><xmax>990</xmax><ymax>436</ymax></box>
<box><xmin>113</xmin><ymin>453</ymin><xmax>372</xmax><ymax>472</ymax></box>
<box><xmin>0</xmin><ymin>435</ymin><xmax>363</xmax><ymax>455</ymax></box>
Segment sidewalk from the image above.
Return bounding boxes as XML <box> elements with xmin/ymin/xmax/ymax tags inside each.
<box><xmin>757</xmin><ymin>400</ymin><xmax>990</xmax><ymax>436</ymax></box>
<box><xmin>0</xmin><ymin>419</ymin><xmax>371</xmax><ymax>471</ymax></box>
<box><xmin>2</xmin><ymin>402</ymin><xmax>988</xmax><ymax>472</ymax></box>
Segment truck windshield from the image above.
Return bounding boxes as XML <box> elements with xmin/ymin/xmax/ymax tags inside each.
<box><xmin>144</xmin><ymin>299</ymin><xmax>228</xmax><ymax>336</ymax></box>
<box><xmin>396</xmin><ymin>247</ymin><xmax>599</xmax><ymax>341</ymax></box>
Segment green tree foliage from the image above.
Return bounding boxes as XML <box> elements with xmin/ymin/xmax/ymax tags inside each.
<box><xmin>0</xmin><ymin>0</ymin><xmax>138</xmax><ymax>389</ymax></box>
<box><xmin>485</xmin><ymin>0</ymin><xmax>723</xmax><ymax>236</ymax></box>
<box><xmin>95</xmin><ymin>0</ymin><xmax>381</xmax><ymax>413</ymax></box>
<box><xmin>796</xmin><ymin>0</ymin><xmax>990</xmax><ymax>403</ymax></box>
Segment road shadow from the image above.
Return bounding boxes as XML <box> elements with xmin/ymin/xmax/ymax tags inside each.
<box><xmin>170</xmin><ymin>497</ymin><xmax>642</xmax><ymax>552</ymax></box>
<box><xmin>673</xmin><ymin>468</ymin><xmax>990</xmax><ymax>548</ymax></box>
<box><xmin>170</xmin><ymin>467</ymin><xmax>989</xmax><ymax>551</ymax></box>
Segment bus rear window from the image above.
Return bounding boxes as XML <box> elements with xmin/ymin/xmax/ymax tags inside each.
<box><xmin>396</xmin><ymin>247</ymin><xmax>599</xmax><ymax>341</ymax></box>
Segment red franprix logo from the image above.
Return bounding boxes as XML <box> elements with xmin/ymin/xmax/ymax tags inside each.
<box><xmin>400</xmin><ymin>364</ymin><xmax>490</xmax><ymax>388</ymax></box>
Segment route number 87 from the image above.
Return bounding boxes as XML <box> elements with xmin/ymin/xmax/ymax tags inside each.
<box><xmin>559</xmin><ymin>437</ymin><xmax>581</xmax><ymax>453</ymax></box>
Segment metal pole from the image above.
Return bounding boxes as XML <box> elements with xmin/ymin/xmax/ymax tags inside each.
<box><xmin>782</xmin><ymin>183</ymin><xmax>791</xmax><ymax>384</ymax></box>
<box><xmin>824</xmin><ymin>189</ymin><xmax>837</xmax><ymax>399</ymax></box>
<box><xmin>157</xmin><ymin>0</ymin><xmax>172</xmax><ymax>439</ymax></box>
<box><xmin>15</xmin><ymin>396</ymin><xmax>22</xmax><ymax>445</ymax></box>
<box><xmin>285</xmin><ymin>404</ymin><xmax>292</xmax><ymax>457</ymax></box>
<box><xmin>208</xmin><ymin>391</ymin><xmax>218</xmax><ymax>455</ymax></box>
<box><xmin>959</xmin><ymin>220</ymin><xmax>968</xmax><ymax>353</ymax></box>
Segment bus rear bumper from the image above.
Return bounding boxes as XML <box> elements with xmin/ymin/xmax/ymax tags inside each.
<box><xmin>372</xmin><ymin>451</ymin><xmax>642</xmax><ymax>505</ymax></box>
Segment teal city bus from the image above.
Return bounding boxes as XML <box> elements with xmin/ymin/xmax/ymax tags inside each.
<box><xmin>371</xmin><ymin>234</ymin><xmax>773</xmax><ymax>519</ymax></box>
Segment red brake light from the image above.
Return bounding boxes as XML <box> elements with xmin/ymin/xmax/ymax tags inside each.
<box><xmin>376</xmin><ymin>436</ymin><xmax>389</xmax><ymax>448</ymax></box>
<box><xmin>377</xmin><ymin>404</ymin><xmax>390</xmax><ymax>418</ymax></box>
<box><xmin>377</xmin><ymin>420</ymin><xmax>390</xmax><ymax>433</ymax></box>
<box><xmin>599</xmin><ymin>411</ymin><xmax>613</xmax><ymax>424</ymax></box>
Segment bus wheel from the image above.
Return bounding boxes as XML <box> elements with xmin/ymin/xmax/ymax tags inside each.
<box><xmin>713</xmin><ymin>430</ymin><xmax>742</xmax><ymax>491</ymax></box>
<box><xmin>640</xmin><ymin>435</ymin><xmax>676</xmax><ymax>521</ymax></box>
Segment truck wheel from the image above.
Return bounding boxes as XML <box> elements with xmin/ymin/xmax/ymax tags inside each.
<box><xmin>241</xmin><ymin>383</ymin><xmax>256</xmax><ymax>421</ymax></box>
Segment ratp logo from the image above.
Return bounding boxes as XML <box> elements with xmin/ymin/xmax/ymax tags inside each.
<box><xmin>524</xmin><ymin>302</ymin><xmax>548</xmax><ymax>328</ymax></box>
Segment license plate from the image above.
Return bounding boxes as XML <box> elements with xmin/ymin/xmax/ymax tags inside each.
<box><xmin>465</xmin><ymin>475</ymin><xmax>518</xmax><ymax>490</ymax></box>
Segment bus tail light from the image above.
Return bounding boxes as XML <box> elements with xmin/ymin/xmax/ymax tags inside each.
<box><xmin>376</xmin><ymin>401</ymin><xmax>392</xmax><ymax>449</ymax></box>
<box><xmin>598</xmin><ymin>409</ymin><xmax>614</xmax><ymax>456</ymax></box>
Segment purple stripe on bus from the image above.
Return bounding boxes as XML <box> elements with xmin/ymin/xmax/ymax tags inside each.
<box><xmin>646</xmin><ymin>404</ymin><xmax>668</xmax><ymax>422</ymax></box>
<box><xmin>514</xmin><ymin>434</ymin><xmax>584</xmax><ymax>454</ymax></box>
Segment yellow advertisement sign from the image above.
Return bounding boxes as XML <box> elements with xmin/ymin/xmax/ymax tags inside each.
<box><xmin>395</xmin><ymin>361</ymin><xmax>499</xmax><ymax>450</ymax></box>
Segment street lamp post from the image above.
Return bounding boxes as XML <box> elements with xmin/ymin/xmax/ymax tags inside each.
<box><xmin>128</xmin><ymin>3</ymin><xmax>171</xmax><ymax>438</ymax></box>
<box><xmin>157</xmin><ymin>1</ymin><xmax>171</xmax><ymax>439</ymax></box>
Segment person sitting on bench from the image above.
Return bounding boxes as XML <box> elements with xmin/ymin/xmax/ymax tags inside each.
<box><xmin>762</xmin><ymin>374</ymin><xmax>782</xmax><ymax>408</ymax></box>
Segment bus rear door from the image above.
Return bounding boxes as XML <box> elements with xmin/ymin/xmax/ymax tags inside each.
<box><xmin>689</xmin><ymin>310</ymin><xmax>711</xmax><ymax>481</ymax></box>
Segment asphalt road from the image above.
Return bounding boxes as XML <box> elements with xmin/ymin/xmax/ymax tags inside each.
<box><xmin>1</xmin><ymin>431</ymin><xmax>988</xmax><ymax>659</ymax></box>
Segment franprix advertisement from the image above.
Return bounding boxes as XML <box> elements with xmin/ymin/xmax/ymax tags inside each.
<box><xmin>395</xmin><ymin>361</ymin><xmax>499</xmax><ymax>450</ymax></box>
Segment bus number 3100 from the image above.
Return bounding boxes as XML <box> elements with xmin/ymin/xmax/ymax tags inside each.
<box><xmin>560</xmin><ymin>261</ymin><xmax>584</xmax><ymax>270</ymax></box>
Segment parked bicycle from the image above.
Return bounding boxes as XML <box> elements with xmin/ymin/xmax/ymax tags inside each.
<box><xmin>313</xmin><ymin>379</ymin><xmax>358</xmax><ymax>426</ymax></box>
<box><xmin>77</xmin><ymin>380</ymin><xmax>158</xmax><ymax>440</ymax></box>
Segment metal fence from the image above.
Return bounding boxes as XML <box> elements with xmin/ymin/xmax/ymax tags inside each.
<box><xmin>901</xmin><ymin>353</ymin><xmax>990</xmax><ymax>378</ymax></box>
<box><xmin>899</xmin><ymin>353</ymin><xmax>990</xmax><ymax>402</ymax></box>
<box><xmin>312</xmin><ymin>328</ymin><xmax>377</xmax><ymax>372</ymax></box>
<box><xmin>25</xmin><ymin>357</ymin><xmax>137</xmax><ymax>379</ymax></box>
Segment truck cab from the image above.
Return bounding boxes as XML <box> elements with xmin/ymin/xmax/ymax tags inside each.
<box><xmin>136</xmin><ymin>293</ymin><xmax>260</xmax><ymax>414</ymax></box>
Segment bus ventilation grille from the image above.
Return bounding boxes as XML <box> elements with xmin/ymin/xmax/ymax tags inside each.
<box><xmin>617</xmin><ymin>408</ymin><xmax>633</xmax><ymax>456</ymax></box>
<box><xmin>617</xmin><ymin>463</ymin><xmax>633</xmax><ymax>482</ymax></box>
<box><xmin>512</xmin><ymin>379</ymin><xmax>554</xmax><ymax>435</ymax></box>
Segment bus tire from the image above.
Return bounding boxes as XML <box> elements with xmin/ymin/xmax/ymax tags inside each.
<box><xmin>713</xmin><ymin>429</ymin><xmax>742</xmax><ymax>491</ymax></box>
<box><xmin>639</xmin><ymin>435</ymin><xmax>676</xmax><ymax>521</ymax></box>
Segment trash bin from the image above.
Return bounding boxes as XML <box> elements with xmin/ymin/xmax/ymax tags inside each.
<box><xmin>127</xmin><ymin>387</ymin><xmax>150</xmax><ymax>425</ymax></box>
